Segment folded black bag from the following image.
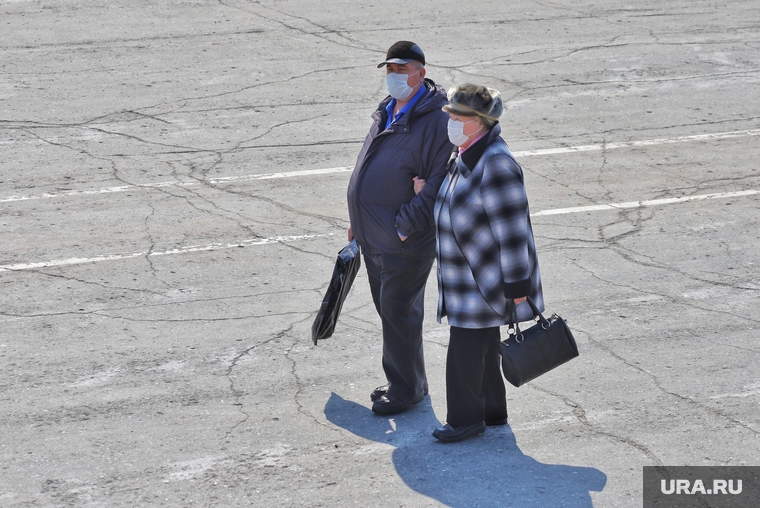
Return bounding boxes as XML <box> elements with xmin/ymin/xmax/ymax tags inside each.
<box><xmin>311</xmin><ymin>240</ymin><xmax>361</xmax><ymax>345</ymax></box>
<box><xmin>499</xmin><ymin>297</ymin><xmax>579</xmax><ymax>387</ymax></box>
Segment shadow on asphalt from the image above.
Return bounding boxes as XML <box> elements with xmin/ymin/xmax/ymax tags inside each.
<box><xmin>325</xmin><ymin>392</ymin><xmax>606</xmax><ymax>507</ymax></box>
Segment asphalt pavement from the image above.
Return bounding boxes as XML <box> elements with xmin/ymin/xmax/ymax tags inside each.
<box><xmin>1</xmin><ymin>1</ymin><xmax>759</xmax><ymax>506</ymax></box>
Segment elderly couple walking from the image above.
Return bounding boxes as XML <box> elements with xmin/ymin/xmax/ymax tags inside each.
<box><xmin>346</xmin><ymin>41</ymin><xmax>543</xmax><ymax>443</ymax></box>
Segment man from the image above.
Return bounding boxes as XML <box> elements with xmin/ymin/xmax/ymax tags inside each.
<box><xmin>346</xmin><ymin>41</ymin><xmax>453</xmax><ymax>415</ymax></box>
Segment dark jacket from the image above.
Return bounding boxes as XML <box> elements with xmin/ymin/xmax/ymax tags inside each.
<box><xmin>347</xmin><ymin>79</ymin><xmax>453</xmax><ymax>256</ymax></box>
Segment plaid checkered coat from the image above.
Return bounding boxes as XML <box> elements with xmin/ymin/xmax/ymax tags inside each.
<box><xmin>434</xmin><ymin>124</ymin><xmax>543</xmax><ymax>328</ymax></box>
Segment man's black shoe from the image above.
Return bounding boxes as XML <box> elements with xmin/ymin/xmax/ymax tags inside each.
<box><xmin>485</xmin><ymin>416</ymin><xmax>509</xmax><ymax>426</ymax></box>
<box><xmin>432</xmin><ymin>422</ymin><xmax>487</xmax><ymax>442</ymax></box>
<box><xmin>370</xmin><ymin>384</ymin><xmax>389</xmax><ymax>402</ymax></box>
<box><xmin>370</xmin><ymin>385</ymin><xmax>428</xmax><ymax>403</ymax></box>
<box><xmin>371</xmin><ymin>393</ymin><xmax>424</xmax><ymax>415</ymax></box>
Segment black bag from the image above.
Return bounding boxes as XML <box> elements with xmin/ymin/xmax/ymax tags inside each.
<box><xmin>311</xmin><ymin>240</ymin><xmax>361</xmax><ymax>345</ymax></box>
<box><xmin>499</xmin><ymin>297</ymin><xmax>579</xmax><ymax>387</ymax></box>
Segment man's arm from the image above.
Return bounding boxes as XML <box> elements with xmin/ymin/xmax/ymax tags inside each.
<box><xmin>394</xmin><ymin>117</ymin><xmax>453</xmax><ymax>237</ymax></box>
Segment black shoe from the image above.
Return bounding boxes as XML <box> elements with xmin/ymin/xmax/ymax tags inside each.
<box><xmin>485</xmin><ymin>416</ymin><xmax>509</xmax><ymax>426</ymax></box>
<box><xmin>371</xmin><ymin>384</ymin><xmax>428</xmax><ymax>402</ymax></box>
<box><xmin>432</xmin><ymin>422</ymin><xmax>487</xmax><ymax>443</ymax></box>
<box><xmin>371</xmin><ymin>393</ymin><xmax>425</xmax><ymax>415</ymax></box>
<box><xmin>370</xmin><ymin>384</ymin><xmax>389</xmax><ymax>402</ymax></box>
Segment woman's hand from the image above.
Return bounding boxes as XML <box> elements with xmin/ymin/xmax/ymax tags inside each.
<box><xmin>513</xmin><ymin>296</ymin><xmax>527</xmax><ymax>305</ymax></box>
<box><xmin>413</xmin><ymin>176</ymin><xmax>426</xmax><ymax>195</ymax></box>
<box><xmin>348</xmin><ymin>227</ymin><xmax>353</xmax><ymax>242</ymax></box>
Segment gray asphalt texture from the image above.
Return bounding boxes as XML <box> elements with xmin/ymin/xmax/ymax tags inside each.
<box><xmin>1</xmin><ymin>1</ymin><xmax>759</xmax><ymax>507</ymax></box>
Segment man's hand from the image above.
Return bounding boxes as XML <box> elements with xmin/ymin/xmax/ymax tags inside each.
<box><xmin>513</xmin><ymin>296</ymin><xmax>527</xmax><ymax>305</ymax></box>
<box><xmin>348</xmin><ymin>227</ymin><xmax>353</xmax><ymax>242</ymax></box>
<box><xmin>413</xmin><ymin>176</ymin><xmax>426</xmax><ymax>195</ymax></box>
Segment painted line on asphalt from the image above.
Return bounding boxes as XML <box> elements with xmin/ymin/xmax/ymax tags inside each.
<box><xmin>0</xmin><ymin>234</ymin><xmax>328</xmax><ymax>272</ymax></box>
<box><xmin>2</xmin><ymin>128</ymin><xmax>758</xmax><ymax>204</ymax></box>
<box><xmin>0</xmin><ymin>169</ymin><xmax>355</xmax><ymax>204</ymax></box>
<box><xmin>532</xmin><ymin>189</ymin><xmax>759</xmax><ymax>216</ymax></box>
<box><xmin>1</xmin><ymin>189</ymin><xmax>757</xmax><ymax>272</ymax></box>
<box><xmin>513</xmin><ymin>128</ymin><xmax>760</xmax><ymax>157</ymax></box>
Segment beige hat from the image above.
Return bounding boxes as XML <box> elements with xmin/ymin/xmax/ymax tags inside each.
<box><xmin>442</xmin><ymin>83</ymin><xmax>503</xmax><ymax>122</ymax></box>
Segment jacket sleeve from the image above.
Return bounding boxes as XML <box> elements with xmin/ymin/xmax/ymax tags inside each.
<box><xmin>480</xmin><ymin>152</ymin><xmax>533</xmax><ymax>298</ymax></box>
<box><xmin>394</xmin><ymin>112</ymin><xmax>454</xmax><ymax>236</ymax></box>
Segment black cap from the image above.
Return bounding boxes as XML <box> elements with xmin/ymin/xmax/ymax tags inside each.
<box><xmin>377</xmin><ymin>41</ymin><xmax>425</xmax><ymax>68</ymax></box>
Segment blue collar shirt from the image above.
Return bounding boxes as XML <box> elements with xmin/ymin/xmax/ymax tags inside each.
<box><xmin>385</xmin><ymin>83</ymin><xmax>426</xmax><ymax>130</ymax></box>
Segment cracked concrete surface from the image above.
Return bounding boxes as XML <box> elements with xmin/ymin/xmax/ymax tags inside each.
<box><xmin>1</xmin><ymin>0</ymin><xmax>759</xmax><ymax>506</ymax></box>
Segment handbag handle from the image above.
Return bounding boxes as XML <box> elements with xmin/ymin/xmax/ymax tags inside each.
<box><xmin>507</xmin><ymin>296</ymin><xmax>549</xmax><ymax>343</ymax></box>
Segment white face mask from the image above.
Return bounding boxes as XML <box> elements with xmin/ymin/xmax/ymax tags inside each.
<box><xmin>447</xmin><ymin>118</ymin><xmax>478</xmax><ymax>146</ymax></box>
<box><xmin>385</xmin><ymin>69</ymin><xmax>420</xmax><ymax>100</ymax></box>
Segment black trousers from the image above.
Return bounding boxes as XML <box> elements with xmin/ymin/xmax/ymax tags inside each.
<box><xmin>364</xmin><ymin>252</ymin><xmax>434</xmax><ymax>402</ymax></box>
<box><xmin>446</xmin><ymin>326</ymin><xmax>508</xmax><ymax>427</ymax></box>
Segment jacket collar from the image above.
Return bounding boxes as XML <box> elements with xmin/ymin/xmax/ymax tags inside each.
<box><xmin>374</xmin><ymin>79</ymin><xmax>447</xmax><ymax>127</ymax></box>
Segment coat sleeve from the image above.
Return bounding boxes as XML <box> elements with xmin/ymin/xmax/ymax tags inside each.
<box><xmin>480</xmin><ymin>152</ymin><xmax>533</xmax><ymax>298</ymax></box>
<box><xmin>394</xmin><ymin>112</ymin><xmax>454</xmax><ymax>237</ymax></box>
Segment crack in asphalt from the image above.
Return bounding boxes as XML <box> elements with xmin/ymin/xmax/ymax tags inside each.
<box><xmin>221</xmin><ymin>326</ymin><xmax>297</xmax><ymax>438</ymax></box>
<box><xmin>10</xmin><ymin>122</ymin><xmax>344</xmax><ymax>266</ymax></box>
<box><xmin>285</xmin><ymin>336</ymin><xmax>337</xmax><ymax>431</ymax></box>
<box><xmin>220</xmin><ymin>0</ymin><xmax>375</xmax><ymax>53</ymax></box>
<box><xmin>89</xmin><ymin>310</ymin><xmax>311</xmax><ymax>323</ymax></box>
<box><xmin>527</xmin><ymin>161</ymin><xmax>760</xmax><ymax>442</ymax></box>
<box><xmin>0</xmin><ymin>268</ymin><xmax>167</xmax><ymax>297</ymax></box>
<box><xmin>578</xmin><ymin>327</ymin><xmax>760</xmax><ymax>436</ymax></box>
<box><xmin>601</xmin><ymin>232</ymin><xmax>760</xmax><ymax>293</ymax></box>
<box><xmin>142</xmin><ymin>201</ymin><xmax>174</xmax><ymax>289</ymax></box>
<box><xmin>0</xmin><ymin>287</ymin><xmax>321</xmax><ymax>321</ymax></box>
<box><xmin>3</xmin><ymin>28</ymin><xmax>268</xmax><ymax>53</ymax></box>
<box><xmin>567</xmin><ymin>251</ymin><xmax>760</xmax><ymax>320</ymax></box>
<box><xmin>530</xmin><ymin>384</ymin><xmax>665</xmax><ymax>466</ymax></box>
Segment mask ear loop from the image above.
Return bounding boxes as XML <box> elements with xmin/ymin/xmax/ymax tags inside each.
<box><xmin>407</xmin><ymin>68</ymin><xmax>421</xmax><ymax>87</ymax></box>
<box><xmin>463</xmin><ymin>118</ymin><xmax>486</xmax><ymax>139</ymax></box>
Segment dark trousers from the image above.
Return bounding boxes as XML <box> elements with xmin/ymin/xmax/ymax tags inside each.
<box><xmin>364</xmin><ymin>252</ymin><xmax>434</xmax><ymax>402</ymax></box>
<box><xmin>446</xmin><ymin>326</ymin><xmax>508</xmax><ymax>427</ymax></box>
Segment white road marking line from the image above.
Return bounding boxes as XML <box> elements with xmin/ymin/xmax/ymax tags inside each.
<box><xmin>0</xmin><ymin>168</ymin><xmax>354</xmax><ymax>204</ymax></box>
<box><xmin>514</xmin><ymin>128</ymin><xmax>760</xmax><ymax>157</ymax></box>
<box><xmin>532</xmin><ymin>189</ymin><xmax>759</xmax><ymax>216</ymax></box>
<box><xmin>0</xmin><ymin>234</ymin><xmax>327</xmax><ymax>272</ymax></box>
<box><xmin>1</xmin><ymin>188</ymin><xmax>757</xmax><ymax>272</ymax></box>
<box><xmin>2</xmin><ymin>128</ymin><xmax>758</xmax><ymax>204</ymax></box>
<box><xmin>710</xmin><ymin>389</ymin><xmax>760</xmax><ymax>399</ymax></box>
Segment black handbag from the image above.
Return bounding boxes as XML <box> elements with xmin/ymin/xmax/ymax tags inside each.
<box><xmin>499</xmin><ymin>297</ymin><xmax>579</xmax><ymax>387</ymax></box>
<box><xmin>311</xmin><ymin>240</ymin><xmax>361</xmax><ymax>345</ymax></box>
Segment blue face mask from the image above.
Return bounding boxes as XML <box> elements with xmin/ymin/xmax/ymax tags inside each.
<box><xmin>385</xmin><ymin>70</ymin><xmax>420</xmax><ymax>100</ymax></box>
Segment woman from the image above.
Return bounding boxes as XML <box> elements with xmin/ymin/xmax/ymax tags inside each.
<box><xmin>431</xmin><ymin>84</ymin><xmax>544</xmax><ymax>442</ymax></box>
